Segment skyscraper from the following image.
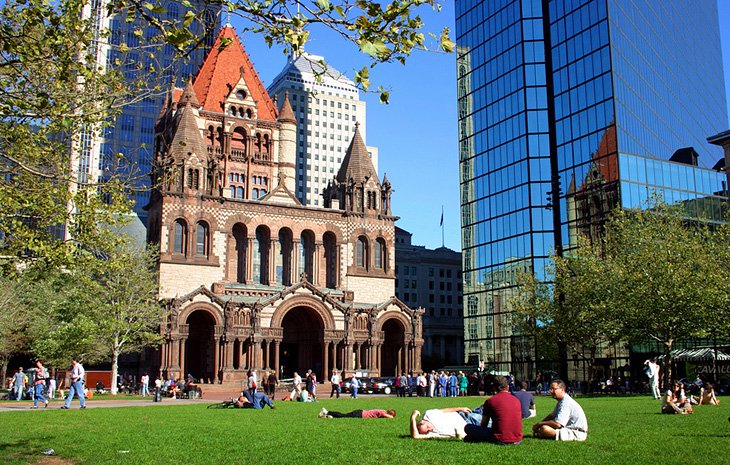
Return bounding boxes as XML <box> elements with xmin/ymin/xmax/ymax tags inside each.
<box><xmin>74</xmin><ymin>1</ymin><xmax>219</xmax><ymax>233</ymax></box>
<box><xmin>268</xmin><ymin>53</ymin><xmax>377</xmax><ymax>206</ymax></box>
<box><xmin>456</xmin><ymin>0</ymin><xmax>728</xmax><ymax>375</ymax></box>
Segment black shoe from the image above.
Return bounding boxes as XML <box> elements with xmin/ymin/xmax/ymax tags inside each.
<box><xmin>60</xmin><ymin>406</ymin><xmax>69</xmax><ymax>409</ymax></box>
<box><xmin>80</xmin><ymin>406</ymin><xmax>86</xmax><ymax>409</ymax></box>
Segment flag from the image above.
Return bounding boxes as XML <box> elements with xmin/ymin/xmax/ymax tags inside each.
<box><xmin>440</xmin><ymin>207</ymin><xmax>444</xmax><ymax>226</ymax></box>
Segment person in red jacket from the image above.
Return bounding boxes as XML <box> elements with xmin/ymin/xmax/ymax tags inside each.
<box><xmin>463</xmin><ymin>376</ymin><xmax>523</xmax><ymax>445</ymax></box>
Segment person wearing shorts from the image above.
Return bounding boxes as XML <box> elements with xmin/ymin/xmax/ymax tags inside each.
<box><xmin>533</xmin><ymin>379</ymin><xmax>588</xmax><ymax>442</ymax></box>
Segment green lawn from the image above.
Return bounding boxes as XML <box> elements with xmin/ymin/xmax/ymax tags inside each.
<box><xmin>1</xmin><ymin>395</ymin><xmax>728</xmax><ymax>465</ymax></box>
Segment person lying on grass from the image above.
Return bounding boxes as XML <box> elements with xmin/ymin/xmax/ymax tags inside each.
<box><xmin>231</xmin><ymin>391</ymin><xmax>276</xmax><ymax>409</ymax></box>
<box><xmin>410</xmin><ymin>407</ymin><xmax>482</xmax><ymax>439</ymax></box>
<box><xmin>318</xmin><ymin>408</ymin><xmax>395</xmax><ymax>419</ymax></box>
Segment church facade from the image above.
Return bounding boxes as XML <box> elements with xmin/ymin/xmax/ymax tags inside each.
<box><xmin>147</xmin><ymin>26</ymin><xmax>423</xmax><ymax>383</ymax></box>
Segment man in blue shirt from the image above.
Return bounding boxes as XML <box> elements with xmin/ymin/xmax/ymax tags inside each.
<box><xmin>512</xmin><ymin>380</ymin><xmax>536</xmax><ymax>418</ymax></box>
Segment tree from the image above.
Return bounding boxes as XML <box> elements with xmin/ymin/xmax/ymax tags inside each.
<box><xmin>511</xmin><ymin>236</ymin><xmax>622</xmax><ymax>383</ymax></box>
<box><xmin>29</xmin><ymin>237</ymin><xmax>164</xmax><ymax>394</ymax></box>
<box><xmin>603</xmin><ymin>200</ymin><xmax>727</xmax><ymax>386</ymax></box>
<box><xmin>109</xmin><ymin>0</ymin><xmax>453</xmax><ymax>102</ymax></box>
<box><xmin>0</xmin><ymin>275</ymin><xmax>31</xmax><ymax>382</ymax></box>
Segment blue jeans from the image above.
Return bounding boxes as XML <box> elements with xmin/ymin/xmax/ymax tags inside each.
<box><xmin>141</xmin><ymin>383</ymin><xmax>149</xmax><ymax>396</ymax></box>
<box><xmin>244</xmin><ymin>391</ymin><xmax>274</xmax><ymax>409</ymax></box>
<box><xmin>65</xmin><ymin>380</ymin><xmax>86</xmax><ymax>408</ymax></box>
<box><xmin>351</xmin><ymin>386</ymin><xmax>358</xmax><ymax>398</ymax></box>
<box><xmin>33</xmin><ymin>383</ymin><xmax>47</xmax><ymax>406</ymax></box>
<box><xmin>463</xmin><ymin>424</ymin><xmax>521</xmax><ymax>445</ymax></box>
<box><xmin>14</xmin><ymin>385</ymin><xmax>23</xmax><ymax>400</ymax></box>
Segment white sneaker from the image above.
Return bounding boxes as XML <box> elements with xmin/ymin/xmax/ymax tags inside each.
<box><xmin>318</xmin><ymin>408</ymin><xmax>328</xmax><ymax>418</ymax></box>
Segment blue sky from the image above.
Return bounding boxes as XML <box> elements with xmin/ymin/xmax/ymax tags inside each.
<box><xmin>231</xmin><ymin>2</ymin><xmax>730</xmax><ymax>252</ymax></box>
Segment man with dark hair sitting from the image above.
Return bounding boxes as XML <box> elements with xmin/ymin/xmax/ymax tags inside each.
<box><xmin>533</xmin><ymin>379</ymin><xmax>588</xmax><ymax>441</ymax></box>
<box><xmin>462</xmin><ymin>376</ymin><xmax>523</xmax><ymax>445</ymax></box>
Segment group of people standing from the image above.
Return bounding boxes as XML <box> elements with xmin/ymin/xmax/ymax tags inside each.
<box><xmin>8</xmin><ymin>358</ymin><xmax>86</xmax><ymax>409</ymax></box>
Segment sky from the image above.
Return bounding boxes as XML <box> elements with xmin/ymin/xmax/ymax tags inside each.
<box><xmin>230</xmin><ymin>1</ymin><xmax>730</xmax><ymax>252</ymax></box>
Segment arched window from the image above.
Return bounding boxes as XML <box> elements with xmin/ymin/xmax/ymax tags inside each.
<box><xmin>300</xmin><ymin>230</ymin><xmax>315</xmax><ymax>279</ymax></box>
<box><xmin>356</xmin><ymin>236</ymin><xmax>368</xmax><ymax>269</ymax></box>
<box><xmin>236</xmin><ymin>186</ymin><xmax>244</xmax><ymax>199</ymax></box>
<box><xmin>232</xmin><ymin>223</ymin><xmax>247</xmax><ymax>283</ymax></box>
<box><xmin>260</xmin><ymin>189</ymin><xmax>267</xmax><ymax>197</ymax></box>
<box><xmin>374</xmin><ymin>238</ymin><xmax>386</xmax><ymax>269</ymax></box>
<box><xmin>323</xmin><ymin>232</ymin><xmax>337</xmax><ymax>288</ymax></box>
<box><xmin>252</xmin><ymin>188</ymin><xmax>259</xmax><ymax>199</ymax></box>
<box><xmin>230</xmin><ymin>185</ymin><xmax>236</xmax><ymax>198</ymax></box>
<box><xmin>173</xmin><ymin>219</ymin><xmax>187</xmax><ymax>255</ymax></box>
<box><xmin>196</xmin><ymin>221</ymin><xmax>209</xmax><ymax>256</ymax></box>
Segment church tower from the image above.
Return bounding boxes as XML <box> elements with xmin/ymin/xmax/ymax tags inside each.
<box><xmin>147</xmin><ymin>26</ymin><xmax>422</xmax><ymax>385</ymax></box>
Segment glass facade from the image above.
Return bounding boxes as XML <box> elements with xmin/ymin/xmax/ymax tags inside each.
<box><xmin>456</xmin><ymin>0</ymin><xmax>728</xmax><ymax>376</ymax></box>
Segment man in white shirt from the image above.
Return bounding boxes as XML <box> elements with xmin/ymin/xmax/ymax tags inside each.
<box><xmin>62</xmin><ymin>358</ymin><xmax>86</xmax><ymax>409</ymax></box>
<box><xmin>533</xmin><ymin>379</ymin><xmax>588</xmax><ymax>441</ymax></box>
<box><xmin>645</xmin><ymin>359</ymin><xmax>661</xmax><ymax>399</ymax></box>
<box><xmin>289</xmin><ymin>372</ymin><xmax>302</xmax><ymax>400</ymax></box>
<box><xmin>140</xmin><ymin>374</ymin><xmax>150</xmax><ymax>397</ymax></box>
<box><xmin>330</xmin><ymin>369</ymin><xmax>341</xmax><ymax>398</ymax></box>
<box><xmin>410</xmin><ymin>407</ymin><xmax>483</xmax><ymax>440</ymax></box>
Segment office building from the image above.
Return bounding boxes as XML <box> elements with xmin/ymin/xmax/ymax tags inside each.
<box><xmin>268</xmin><ymin>53</ymin><xmax>378</xmax><ymax>206</ymax></box>
<box><xmin>73</xmin><ymin>1</ymin><xmax>219</xmax><ymax>234</ymax></box>
<box><xmin>456</xmin><ymin>0</ymin><xmax>729</xmax><ymax>378</ymax></box>
<box><xmin>394</xmin><ymin>227</ymin><xmax>464</xmax><ymax>369</ymax></box>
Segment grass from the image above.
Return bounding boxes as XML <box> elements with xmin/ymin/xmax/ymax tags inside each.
<box><xmin>0</xmin><ymin>394</ymin><xmax>728</xmax><ymax>465</ymax></box>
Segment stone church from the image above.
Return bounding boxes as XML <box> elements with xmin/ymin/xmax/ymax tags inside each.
<box><xmin>147</xmin><ymin>26</ymin><xmax>423</xmax><ymax>383</ymax></box>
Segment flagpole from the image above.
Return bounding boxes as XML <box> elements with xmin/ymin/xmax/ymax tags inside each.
<box><xmin>441</xmin><ymin>205</ymin><xmax>445</xmax><ymax>248</ymax></box>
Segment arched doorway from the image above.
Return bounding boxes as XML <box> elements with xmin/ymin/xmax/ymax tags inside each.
<box><xmin>380</xmin><ymin>319</ymin><xmax>405</xmax><ymax>376</ymax></box>
<box><xmin>185</xmin><ymin>310</ymin><xmax>217</xmax><ymax>383</ymax></box>
<box><xmin>280</xmin><ymin>306</ymin><xmax>323</xmax><ymax>379</ymax></box>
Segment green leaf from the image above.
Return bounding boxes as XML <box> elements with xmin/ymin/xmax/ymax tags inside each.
<box><xmin>316</xmin><ymin>0</ymin><xmax>330</xmax><ymax>10</ymax></box>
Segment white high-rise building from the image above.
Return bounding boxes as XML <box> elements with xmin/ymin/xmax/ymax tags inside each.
<box><xmin>268</xmin><ymin>53</ymin><xmax>378</xmax><ymax>206</ymax></box>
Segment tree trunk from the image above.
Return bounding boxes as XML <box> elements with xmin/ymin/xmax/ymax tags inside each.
<box><xmin>111</xmin><ymin>336</ymin><xmax>120</xmax><ymax>395</ymax></box>
<box><xmin>661</xmin><ymin>339</ymin><xmax>673</xmax><ymax>391</ymax></box>
<box><xmin>0</xmin><ymin>357</ymin><xmax>8</xmax><ymax>386</ymax></box>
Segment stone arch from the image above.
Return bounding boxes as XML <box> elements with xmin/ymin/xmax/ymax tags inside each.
<box><xmin>269</xmin><ymin>295</ymin><xmax>336</xmax><ymax>330</ymax></box>
<box><xmin>177</xmin><ymin>301</ymin><xmax>224</xmax><ymax>327</ymax></box>
<box><xmin>375</xmin><ymin>310</ymin><xmax>412</xmax><ymax>334</ymax></box>
<box><xmin>378</xmin><ymin>314</ymin><xmax>408</xmax><ymax>377</ymax></box>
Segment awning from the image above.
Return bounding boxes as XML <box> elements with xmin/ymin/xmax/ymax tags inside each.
<box><xmin>657</xmin><ymin>347</ymin><xmax>730</xmax><ymax>362</ymax></box>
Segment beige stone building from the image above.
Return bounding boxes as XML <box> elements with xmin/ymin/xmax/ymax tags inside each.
<box><xmin>147</xmin><ymin>26</ymin><xmax>423</xmax><ymax>383</ymax></box>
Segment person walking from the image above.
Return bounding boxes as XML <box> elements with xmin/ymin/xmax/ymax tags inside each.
<box><xmin>289</xmin><ymin>371</ymin><xmax>302</xmax><ymax>400</ymax></box>
<box><xmin>31</xmin><ymin>360</ymin><xmax>49</xmax><ymax>408</ymax></box>
<box><xmin>140</xmin><ymin>373</ymin><xmax>150</xmax><ymax>397</ymax></box>
<box><xmin>266</xmin><ymin>371</ymin><xmax>278</xmax><ymax>400</ymax></box>
<box><xmin>645</xmin><ymin>359</ymin><xmax>661</xmax><ymax>400</ymax></box>
<box><xmin>350</xmin><ymin>376</ymin><xmax>360</xmax><ymax>399</ymax></box>
<box><xmin>330</xmin><ymin>369</ymin><xmax>341</xmax><ymax>398</ymax></box>
<box><xmin>12</xmin><ymin>367</ymin><xmax>25</xmax><ymax>401</ymax></box>
<box><xmin>48</xmin><ymin>377</ymin><xmax>57</xmax><ymax>400</ymax></box>
<box><xmin>62</xmin><ymin>357</ymin><xmax>86</xmax><ymax>409</ymax></box>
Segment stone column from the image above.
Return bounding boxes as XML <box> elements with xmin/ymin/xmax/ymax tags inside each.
<box><xmin>246</xmin><ymin>237</ymin><xmax>255</xmax><ymax>284</ymax></box>
<box><xmin>314</xmin><ymin>241</ymin><xmax>322</xmax><ymax>286</ymax></box>
<box><xmin>292</xmin><ymin>240</ymin><xmax>300</xmax><ymax>282</ymax></box>
<box><xmin>179</xmin><ymin>338</ymin><xmax>187</xmax><ymax>377</ymax></box>
<box><xmin>344</xmin><ymin>343</ymin><xmax>353</xmax><ymax>372</ymax></box>
<box><xmin>262</xmin><ymin>340</ymin><xmax>269</xmax><ymax>369</ymax></box>
<box><xmin>274</xmin><ymin>341</ymin><xmax>281</xmax><ymax>377</ymax></box>
<box><xmin>323</xmin><ymin>342</ymin><xmax>329</xmax><ymax>381</ymax></box>
<box><xmin>269</xmin><ymin>239</ymin><xmax>277</xmax><ymax>285</ymax></box>
<box><xmin>224</xmin><ymin>338</ymin><xmax>234</xmax><ymax>369</ymax></box>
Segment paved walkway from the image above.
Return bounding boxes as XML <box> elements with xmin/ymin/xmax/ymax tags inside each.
<box><xmin>0</xmin><ymin>398</ymin><xmax>210</xmax><ymax>412</ymax></box>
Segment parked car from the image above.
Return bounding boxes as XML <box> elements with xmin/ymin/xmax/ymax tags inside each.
<box><xmin>367</xmin><ymin>377</ymin><xmax>395</xmax><ymax>395</ymax></box>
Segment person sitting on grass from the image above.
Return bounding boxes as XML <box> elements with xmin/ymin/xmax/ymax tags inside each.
<box><xmin>662</xmin><ymin>381</ymin><xmax>692</xmax><ymax>414</ymax></box>
<box><xmin>410</xmin><ymin>407</ymin><xmax>483</xmax><ymax>439</ymax></box>
<box><xmin>699</xmin><ymin>383</ymin><xmax>720</xmax><ymax>405</ymax></box>
<box><xmin>462</xmin><ymin>376</ymin><xmax>523</xmax><ymax>445</ymax></box>
<box><xmin>533</xmin><ymin>379</ymin><xmax>588</xmax><ymax>441</ymax></box>
<box><xmin>512</xmin><ymin>380</ymin><xmax>537</xmax><ymax>419</ymax></box>
<box><xmin>232</xmin><ymin>391</ymin><xmax>276</xmax><ymax>409</ymax></box>
<box><xmin>319</xmin><ymin>408</ymin><xmax>395</xmax><ymax>419</ymax></box>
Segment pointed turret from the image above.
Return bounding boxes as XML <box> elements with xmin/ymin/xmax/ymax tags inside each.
<box><xmin>277</xmin><ymin>91</ymin><xmax>296</xmax><ymax>124</ymax></box>
<box><xmin>336</xmin><ymin>123</ymin><xmax>377</xmax><ymax>183</ymax></box>
<box><xmin>178</xmin><ymin>77</ymin><xmax>200</xmax><ymax>109</ymax></box>
<box><xmin>168</xmin><ymin>104</ymin><xmax>207</xmax><ymax>163</ymax></box>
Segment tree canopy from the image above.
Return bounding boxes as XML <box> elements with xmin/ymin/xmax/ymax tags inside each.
<box><xmin>512</xmin><ymin>198</ymin><xmax>730</xmax><ymax>385</ymax></box>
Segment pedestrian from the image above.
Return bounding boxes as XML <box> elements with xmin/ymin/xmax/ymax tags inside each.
<box><xmin>448</xmin><ymin>372</ymin><xmax>458</xmax><ymax>397</ymax></box>
<box><xmin>48</xmin><ymin>376</ymin><xmax>57</xmax><ymax>399</ymax></box>
<box><xmin>305</xmin><ymin>369</ymin><xmax>317</xmax><ymax>400</ymax></box>
<box><xmin>12</xmin><ymin>367</ymin><xmax>25</xmax><ymax>401</ymax></box>
<box><xmin>140</xmin><ymin>373</ymin><xmax>150</xmax><ymax>397</ymax></box>
<box><xmin>416</xmin><ymin>372</ymin><xmax>427</xmax><ymax>397</ymax></box>
<box><xmin>428</xmin><ymin>371</ymin><xmax>436</xmax><ymax>397</ymax></box>
<box><xmin>289</xmin><ymin>371</ymin><xmax>302</xmax><ymax>400</ymax></box>
<box><xmin>61</xmin><ymin>357</ymin><xmax>86</xmax><ymax>409</ymax></box>
<box><xmin>266</xmin><ymin>370</ymin><xmax>278</xmax><ymax>399</ymax></box>
<box><xmin>350</xmin><ymin>376</ymin><xmax>360</xmax><ymax>398</ymax></box>
<box><xmin>644</xmin><ymin>359</ymin><xmax>661</xmax><ymax>400</ymax></box>
<box><xmin>330</xmin><ymin>369</ymin><xmax>341</xmax><ymax>398</ymax></box>
<box><xmin>247</xmin><ymin>369</ymin><xmax>257</xmax><ymax>397</ymax></box>
<box><xmin>31</xmin><ymin>360</ymin><xmax>49</xmax><ymax>409</ymax></box>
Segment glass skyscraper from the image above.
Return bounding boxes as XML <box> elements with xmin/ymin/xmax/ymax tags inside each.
<box><xmin>456</xmin><ymin>0</ymin><xmax>728</xmax><ymax>375</ymax></box>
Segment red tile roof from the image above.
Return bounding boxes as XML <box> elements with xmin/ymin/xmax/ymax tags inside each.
<box><xmin>192</xmin><ymin>26</ymin><xmax>277</xmax><ymax>121</ymax></box>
